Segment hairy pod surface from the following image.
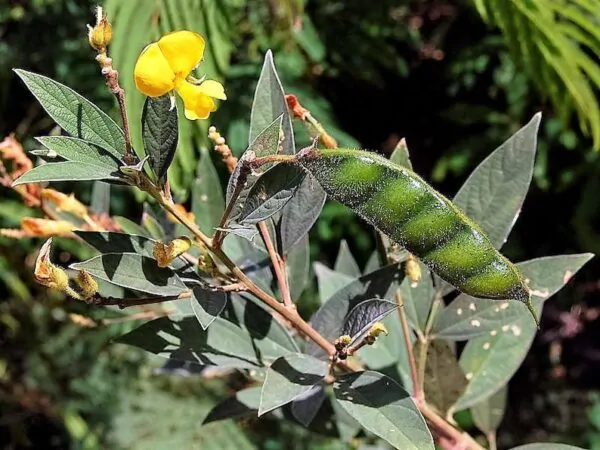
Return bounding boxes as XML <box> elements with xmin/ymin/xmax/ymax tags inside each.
<box><xmin>297</xmin><ymin>148</ymin><xmax>532</xmax><ymax>309</ymax></box>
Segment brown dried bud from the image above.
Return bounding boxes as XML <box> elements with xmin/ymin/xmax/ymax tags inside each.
<box><xmin>41</xmin><ymin>189</ymin><xmax>88</xmax><ymax>218</ymax></box>
<box><xmin>75</xmin><ymin>270</ymin><xmax>98</xmax><ymax>300</ymax></box>
<box><xmin>34</xmin><ymin>238</ymin><xmax>69</xmax><ymax>291</ymax></box>
<box><xmin>21</xmin><ymin>217</ymin><xmax>73</xmax><ymax>237</ymax></box>
<box><xmin>405</xmin><ymin>254</ymin><xmax>421</xmax><ymax>287</ymax></box>
<box><xmin>87</xmin><ymin>9</ymin><xmax>112</xmax><ymax>52</ymax></box>
<box><xmin>153</xmin><ymin>237</ymin><xmax>192</xmax><ymax>268</ymax></box>
<box><xmin>319</xmin><ymin>131</ymin><xmax>338</xmax><ymax>149</ymax></box>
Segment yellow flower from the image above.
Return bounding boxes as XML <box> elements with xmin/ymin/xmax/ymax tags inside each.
<box><xmin>368</xmin><ymin>322</ymin><xmax>388</xmax><ymax>339</ymax></box>
<box><xmin>134</xmin><ymin>31</ymin><xmax>226</xmax><ymax>120</ymax></box>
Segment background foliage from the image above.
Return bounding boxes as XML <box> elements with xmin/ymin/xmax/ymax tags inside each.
<box><xmin>1</xmin><ymin>0</ymin><xmax>600</xmax><ymax>449</ymax></box>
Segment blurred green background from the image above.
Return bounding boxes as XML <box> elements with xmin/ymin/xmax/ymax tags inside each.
<box><xmin>1</xmin><ymin>0</ymin><xmax>600</xmax><ymax>448</ymax></box>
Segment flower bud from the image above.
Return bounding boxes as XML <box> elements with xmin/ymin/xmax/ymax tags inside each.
<box><xmin>405</xmin><ymin>254</ymin><xmax>421</xmax><ymax>287</ymax></box>
<box><xmin>153</xmin><ymin>236</ymin><xmax>192</xmax><ymax>268</ymax></box>
<box><xmin>285</xmin><ymin>94</ymin><xmax>308</xmax><ymax>120</ymax></box>
<box><xmin>34</xmin><ymin>238</ymin><xmax>69</xmax><ymax>291</ymax></box>
<box><xmin>368</xmin><ymin>322</ymin><xmax>388</xmax><ymax>339</ymax></box>
<box><xmin>41</xmin><ymin>189</ymin><xmax>88</xmax><ymax>218</ymax></box>
<box><xmin>21</xmin><ymin>217</ymin><xmax>73</xmax><ymax>237</ymax></box>
<box><xmin>87</xmin><ymin>10</ymin><xmax>112</xmax><ymax>52</ymax></box>
<box><xmin>319</xmin><ymin>131</ymin><xmax>338</xmax><ymax>149</ymax></box>
<box><xmin>75</xmin><ymin>270</ymin><xmax>98</xmax><ymax>300</ymax></box>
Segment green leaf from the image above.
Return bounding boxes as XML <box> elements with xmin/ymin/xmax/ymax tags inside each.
<box><xmin>259</xmin><ymin>353</ymin><xmax>328</xmax><ymax>416</ymax></box>
<box><xmin>413</xmin><ymin>340</ymin><xmax>468</xmax><ymax>415</ymax></box>
<box><xmin>333</xmin><ymin>371</ymin><xmax>434</xmax><ymax>450</ymax></box>
<box><xmin>117</xmin><ymin>316</ymin><xmax>262</xmax><ymax>369</ymax></box>
<box><xmin>286</xmin><ymin>234</ymin><xmax>310</xmax><ymax>302</ymax></box>
<box><xmin>238</xmin><ymin>164</ymin><xmax>305</xmax><ymax>224</ymax></box>
<box><xmin>74</xmin><ymin>231</ymin><xmax>199</xmax><ymax>278</ymax></box>
<box><xmin>313</xmin><ymin>262</ymin><xmax>355</xmax><ymax>305</ymax></box>
<box><xmin>279</xmin><ymin>176</ymin><xmax>327</xmax><ymax>253</ymax></box>
<box><xmin>400</xmin><ymin>264</ymin><xmax>436</xmax><ymax>332</ymax></box>
<box><xmin>390</xmin><ymin>138</ymin><xmax>413</xmax><ymax>170</ymax></box>
<box><xmin>250</xmin><ymin>51</ymin><xmax>294</xmax><ymax>155</ymax></box>
<box><xmin>454</xmin><ymin>254</ymin><xmax>593</xmax><ymax>410</ymax></box>
<box><xmin>290</xmin><ymin>385</ymin><xmax>326</xmax><ymax>427</ymax></box>
<box><xmin>14</xmin><ymin>69</ymin><xmax>125</xmax><ymax>158</ymax></box>
<box><xmin>193</xmin><ymin>151</ymin><xmax>225</xmax><ymax>236</ymax></box>
<box><xmin>434</xmin><ymin>254</ymin><xmax>594</xmax><ymax>340</ymax></box>
<box><xmin>334</xmin><ymin>240</ymin><xmax>362</xmax><ymax>278</ymax></box>
<box><xmin>70</xmin><ymin>253</ymin><xmax>187</xmax><ymax>296</ymax></box>
<box><xmin>191</xmin><ymin>286</ymin><xmax>228</xmax><ymax>330</ymax></box>
<box><xmin>342</xmin><ymin>299</ymin><xmax>398</xmax><ymax>344</ymax></box>
<box><xmin>13</xmin><ymin>161</ymin><xmax>123</xmax><ymax>186</ymax></box>
<box><xmin>141</xmin><ymin>209</ymin><xmax>165</xmax><ymax>240</ymax></box>
<box><xmin>203</xmin><ymin>386</ymin><xmax>262</xmax><ymax>424</ymax></box>
<box><xmin>307</xmin><ymin>265</ymin><xmax>401</xmax><ymax>358</ymax></box>
<box><xmin>454</xmin><ymin>113</ymin><xmax>541</xmax><ymax>249</ymax></box>
<box><xmin>35</xmin><ymin>136</ymin><xmax>122</xmax><ymax>168</ymax></box>
<box><xmin>510</xmin><ymin>445</ymin><xmax>585</xmax><ymax>450</ymax></box>
<box><xmin>113</xmin><ymin>217</ymin><xmax>151</xmax><ymax>237</ymax></box>
<box><xmin>471</xmin><ymin>386</ymin><xmax>507</xmax><ymax>435</ymax></box>
<box><xmin>142</xmin><ymin>94</ymin><xmax>179</xmax><ymax>182</ymax></box>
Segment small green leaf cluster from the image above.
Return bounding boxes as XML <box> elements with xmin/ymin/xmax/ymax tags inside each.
<box><xmin>13</xmin><ymin>47</ymin><xmax>592</xmax><ymax>450</ymax></box>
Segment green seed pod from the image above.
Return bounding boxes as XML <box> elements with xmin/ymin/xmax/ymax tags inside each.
<box><xmin>297</xmin><ymin>148</ymin><xmax>536</xmax><ymax>322</ymax></box>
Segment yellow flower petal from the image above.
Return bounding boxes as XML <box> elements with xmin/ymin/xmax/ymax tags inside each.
<box><xmin>197</xmin><ymin>79</ymin><xmax>227</xmax><ymax>100</ymax></box>
<box><xmin>134</xmin><ymin>43</ymin><xmax>176</xmax><ymax>97</ymax></box>
<box><xmin>158</xmin><ymin>31</ymin><xmax>205</xmax><ymax>78</ymax></box>
<box><xmin>177</xmin><ymin>81</ymin><xmax>216</xmax><ymax>120</ymax></box>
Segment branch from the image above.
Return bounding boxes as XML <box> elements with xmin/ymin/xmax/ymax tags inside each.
<box><xmin>258</xmin><ymin>221</ymin><xmax>293</xmax><ymax>308</ymax></box>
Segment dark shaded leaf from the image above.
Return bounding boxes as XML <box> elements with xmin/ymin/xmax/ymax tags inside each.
<box><xmin>259</xmin><ymin>353</ymin><xmax>328</xmax><ymax>415</ymax></box>
<box><xmin>191</xmin><ymin>286</ymin><xmax>228</xmax><ymax>330</ymax></box>
<box><xmin>239</xmin><ymin>164</ymin><xmax>305</xmax><ymax>224</ymax></box>
<box><xmin>333</xmin><ymin>371</ymin><xmax>434</xmax><ymax>449</ymax></box>
<box><xmin>286</xmin><ymin>234</ymin><xmax>310</xmax><ymax>302</ymax></box>
<box><xmin>279</xmin><ymin>175</ymin><xmax>326</xmax><ymax>252</ymax></box>
<box><xmin>342</xmin><ymin>299</ymin><xmax>398</xmax><ymax>344</ymax></box>
<box><xmin>142</xmin><ymin>94</ymin><xmax>179</xmax><ymax>182</ymax></box>
<box><xmin>203</xmin><ymin>386</ymin><xmax>262</xmax><ymax>424</ymax></box>
<box><xmin>291</xmin><ymin>385</ymin><xmax>327</xmax><ymax>427</ymax></box>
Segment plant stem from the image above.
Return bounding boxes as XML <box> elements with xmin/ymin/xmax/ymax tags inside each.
<box><xmin>420</xmin><ymin>404</ymin><xmax>485</xmax><ymax>450</ymax></box>
<box><xmin>395</xmin><ymin>290</ymin><xmax>424</xmax><ymax>404</ymax></box>
<box><xmin>417</xmin><ymin>291</ymin><xmax>444</xmax><ymax>395</ymax></box>
<box><xmin>487</xmin><ymin>431</ymin><xmax>497</xmax><ymax>450</ymax></box>
<box><xmin>258</xmin><ymin>221</ymin><xmax>293</xmax><ymax>308</ymax></box>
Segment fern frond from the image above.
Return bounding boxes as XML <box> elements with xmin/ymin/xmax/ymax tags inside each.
<box><xmin>472</xmin><ymin>0</ymin><xmax>600</xmax><ymax>148</ymax></box>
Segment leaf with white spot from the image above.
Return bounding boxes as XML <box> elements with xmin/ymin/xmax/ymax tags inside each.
<box><xmin>454</xmin><ymin>254</ymin><xmax>593</xmax><ymax>410</ymax></box>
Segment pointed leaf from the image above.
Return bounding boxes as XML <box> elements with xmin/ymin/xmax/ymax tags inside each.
<box><xmin>290</xmin><ymin>385</ymin><xmax>327</xmax><ymax>427</ymax></box>
<box><xmin>13</xmin><ymin>161</ymin><xmax>123</xmax><ymax>185</ymax></box>
<box><xmin>313</xmin><ymin>262</ymin><xmax>355</xmax><ymax>305</ymax></box>
<box><xmin>390</xmin><ymin>138</ymin><xmax>413</xmax><ymax>170</ymax></box>
<box><xmin>70</xmin><ymin>253</ymin><xmax>187</xmax><ymax>296</ymax></box>
<box><xmin>191</xmin><ymin>286</ymin><xmax>228</xmax><ymax>330</ymax></box>
<box><xmin>454</xmin><ymin>114</ymin><xmax>541</xmax><ymax>248</ymax></box>
<box><xmin>335</xmin><ymin>240</ymin><xmax>362</xmax><ymax>278</ymax></box>
<box><xmin>333</xmin><ymin>371</ymin><xmax>434</xmax><ymax>450</ymax></box>
<box><xmin>192</xmin><ymin>152</ymin><xmax>225</xmax><ymax>235</ymax></box>
<box><xmin>287</xmin><ymin>234</ymin><xmax>310</xmax><ymax>302</ymax></box>
<box><xmin>90</xmin><ymin>182</ymin><xmax>110</xmax><ymax>215</ymax></box>
<box><xmin>142</xmin><ymin>94</ymin><xmax>179</xmax><ymax>181</ymax></box>
<box><xmin>455</xmin><ymin>254</ymin><xmax>593</xmax><ymax>410</ymax></box>
<box><xmin>400</xmin><ymin>264</ymin><xmax>436</xmax><ymax>332</ymax></box>
<box><xmin>238</xmin><ymin>164</ymin><xmax>305</xmax><ymax>224</ymax></box>
<box><xmin>342</xmin><ymin>299</ymin><xmax>398</xmax><ymax>344</ymax></box>
<box><xmin>259</xmin><ymin>353</ymin><xmax>328</xmax><ymax>416</ymax></box>
<box><xmin>14</xmin><ymin>69</ymin><xmax>125</xmax><ymax>158</ymax></box>
<box><xmin>203</xmin><ymin>387</ymin><xmax>262</xmax><ymax>424</ymax></box>
<box><xmin>279</xmin><ymin>176</ymin><xmax>326</xmax><ymax>253</ymax></box>
<box><xmin>250</xmin><ymin>51</ymin><xmax>294</xmax><ymax>155</ymax></box>
<box><xmin>35</xmin><ymin>136</ymin><xmax>122</xmax><ymax>168</ymax></box>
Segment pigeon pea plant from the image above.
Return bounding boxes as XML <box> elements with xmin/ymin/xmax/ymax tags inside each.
<box><xmin>6</xmin><ymin>10</ymin><xmax>593</xmax><ymax>450</ymax></box>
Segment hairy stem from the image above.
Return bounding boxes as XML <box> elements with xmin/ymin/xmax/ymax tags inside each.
<box><xmin>417</xmin><ymin>291</ymin><xmax>444</xmax><ymax>395</ymax></box>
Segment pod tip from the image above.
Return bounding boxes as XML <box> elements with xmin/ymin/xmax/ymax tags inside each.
<box><xmin>524</xmin><ymin>295</ymin><xmax>540</xmax><ymax>329</ymax></box>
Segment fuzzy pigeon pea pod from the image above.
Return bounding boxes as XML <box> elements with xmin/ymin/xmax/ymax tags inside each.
<box><xmin>296</xmin><ymin>147</ymin><xmax>537</xmax><ymax>323</ymax></box>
